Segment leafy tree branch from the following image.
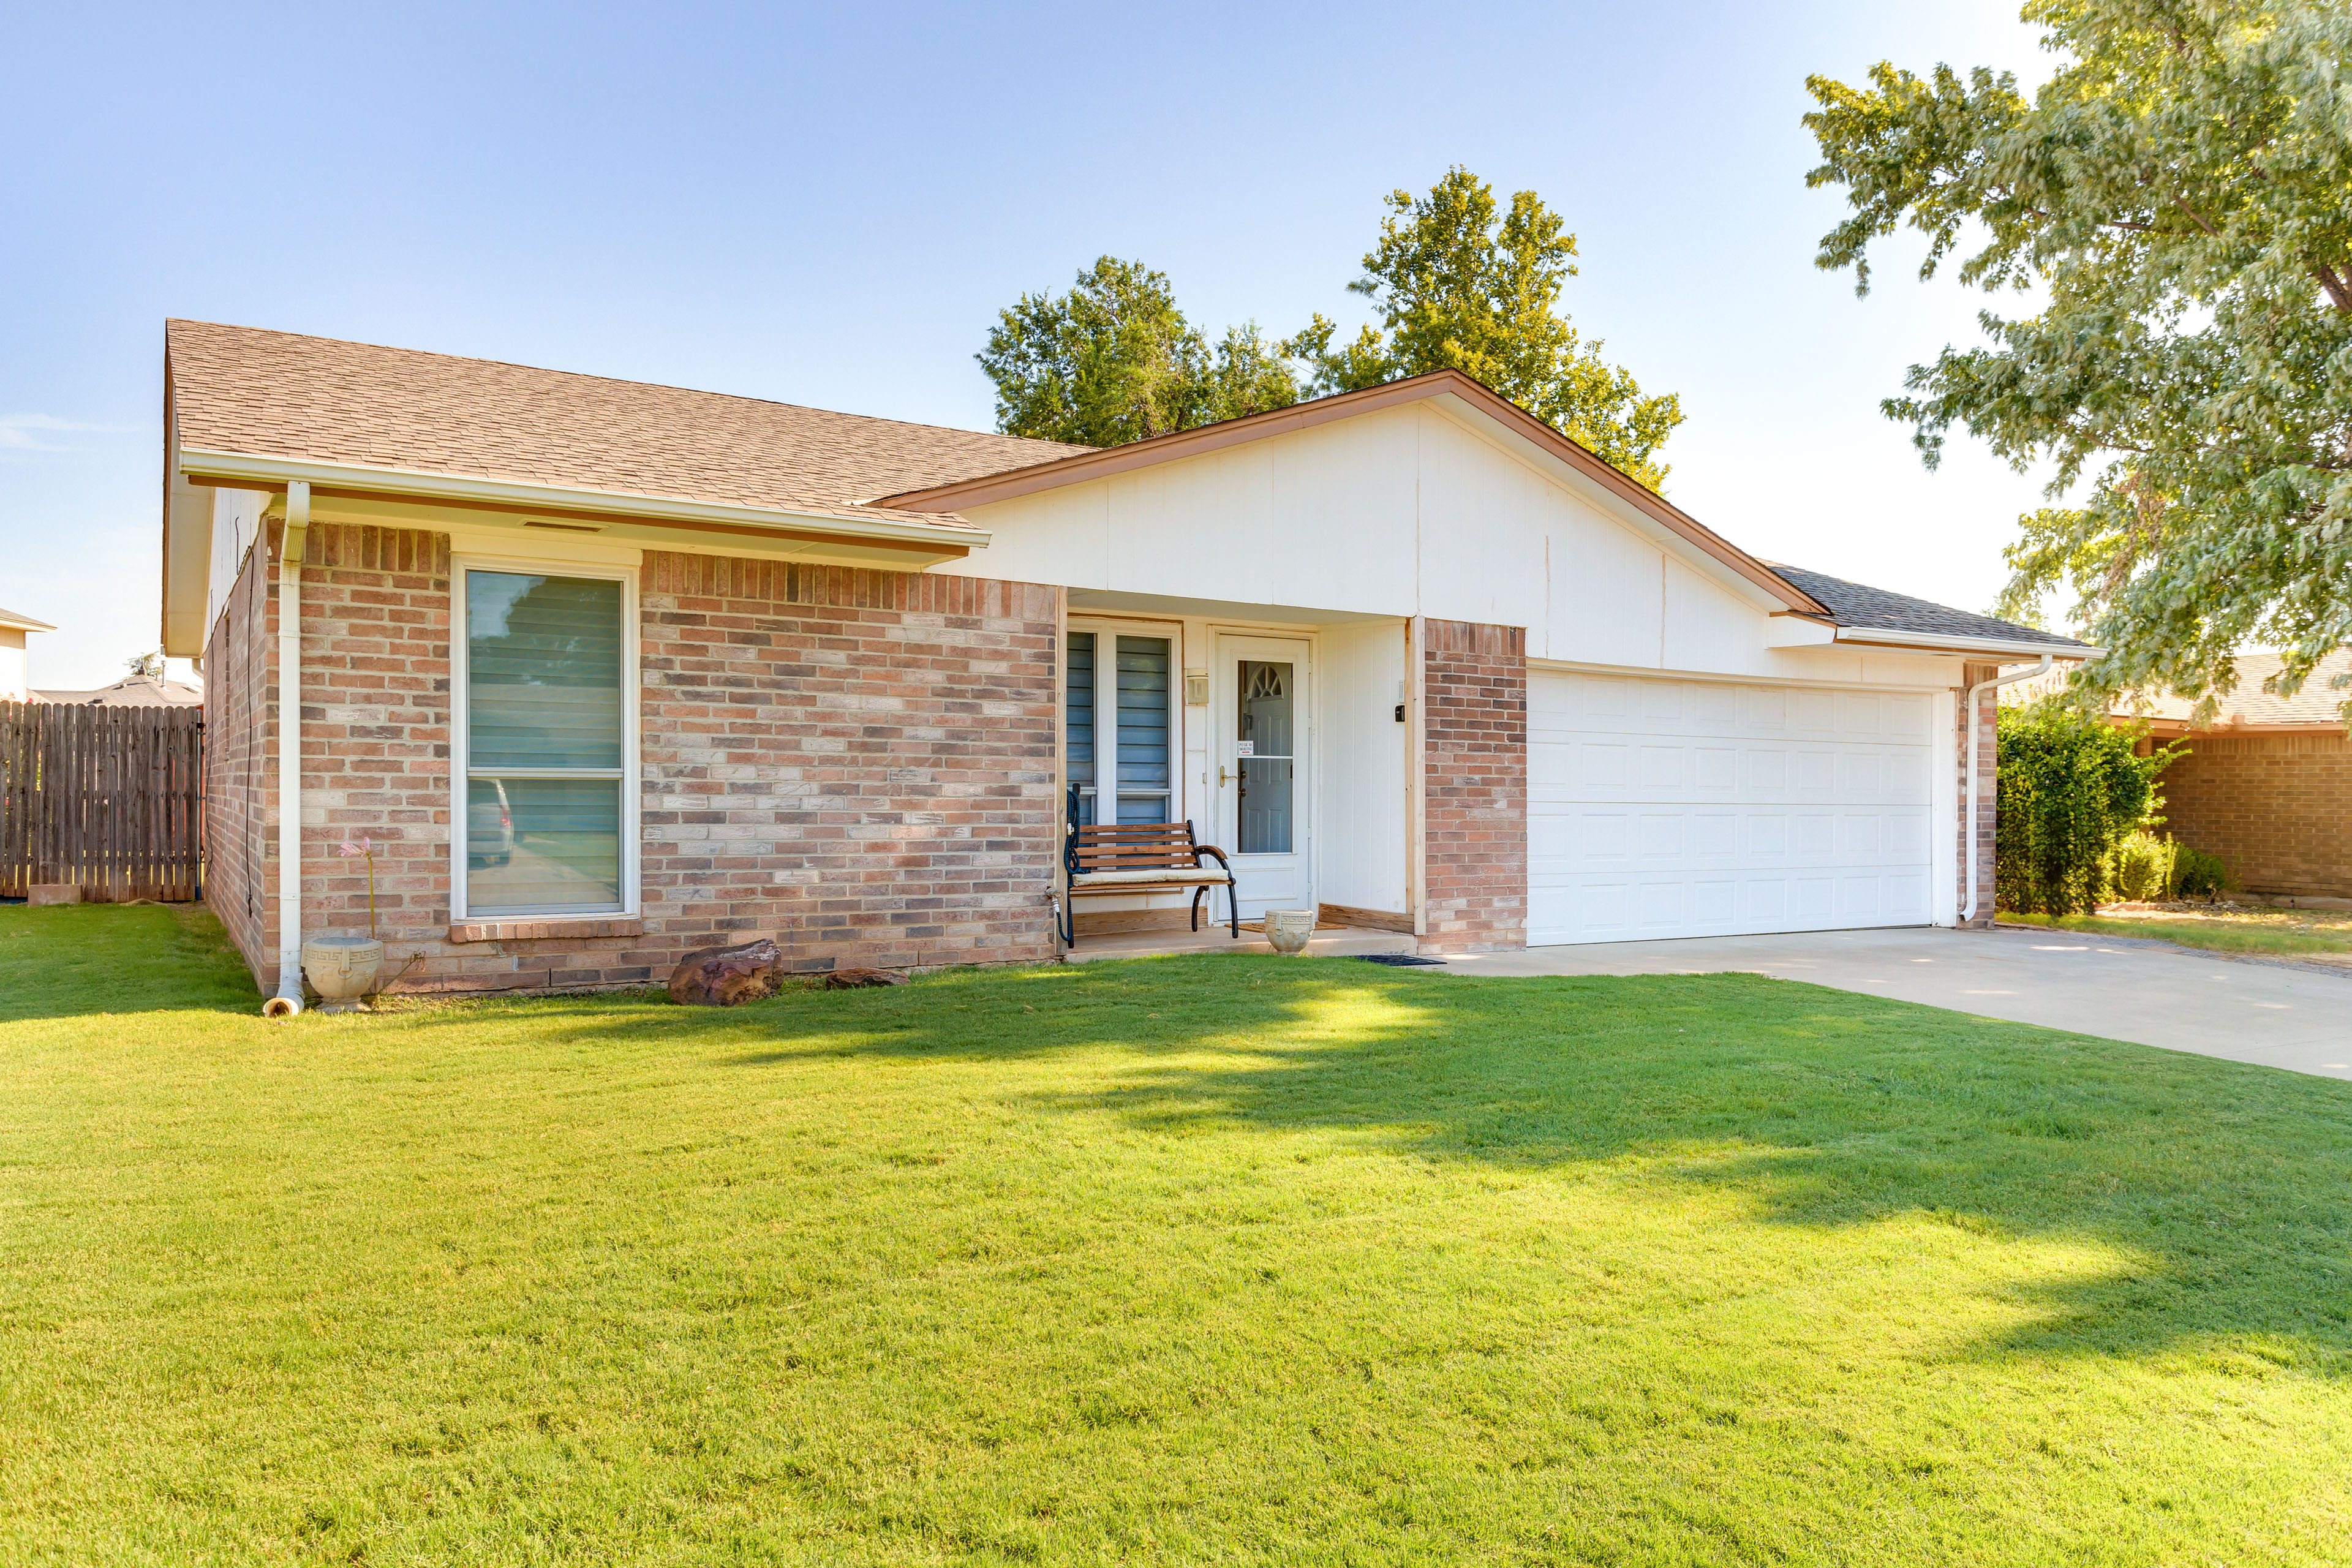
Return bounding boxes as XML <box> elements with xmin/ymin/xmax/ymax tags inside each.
<box><xmin>1806</xmin><ymin>1</ymin><xmax>2352</xmax><ymax>722</ymax></box>
<box><xmin>979</xmin><ymin>169</ymin><xmax>1682</xmax><ymax>491</ymax></box>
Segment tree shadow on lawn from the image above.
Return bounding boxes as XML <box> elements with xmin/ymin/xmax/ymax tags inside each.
<box><xmin>0</xmin><ymin>903</ymin><xmax>263</xmax><ymax>1022</ymax></box>
<box><xmin>586</xmin><ymin>952</ymin><xmax>2352</xmax><ymax>1377</ymax></box>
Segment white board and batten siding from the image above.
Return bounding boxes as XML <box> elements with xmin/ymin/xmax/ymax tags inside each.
<box><xmin>1528</xmin><ymin>669</ymin><xmax>1938</xmax><ymax>945</ymax></box>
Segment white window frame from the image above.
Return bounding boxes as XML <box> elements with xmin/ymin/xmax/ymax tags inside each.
<box><xmin>1067</xmin><ymin>616</ymin><xmax>1180</xmax><ymax>827</ymax></box>
<box><xmin>448</xmin><ymin>553</ymin><xmax>641</xmax><ymax>922</ymax></box>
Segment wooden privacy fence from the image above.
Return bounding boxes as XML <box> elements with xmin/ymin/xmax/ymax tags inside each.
<box><xmin>0</xmin><ymin>703</ymin><xmax>203</xmax><ymax>902</ymax></box>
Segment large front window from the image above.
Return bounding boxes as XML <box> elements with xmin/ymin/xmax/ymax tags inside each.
<box><xmin>1066</xmin><ymin>627</ymin><xmax>1174</xmax><ymax>825</ymax></box>
<box><xmin>457</xmin><ymin>565</ymin><xmax>632</xmax><ymax>918</ymax></box>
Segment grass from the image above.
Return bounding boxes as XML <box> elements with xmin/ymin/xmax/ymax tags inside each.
<box><xmin>4</xmin><ymin>903</ymin><xmax>2352</xmax><ymax>1564</ymax></box>
<box><xmin>2000</xmin><ymin>905</ymin><xmax>2352</xmax><ymax>960</ymax></box>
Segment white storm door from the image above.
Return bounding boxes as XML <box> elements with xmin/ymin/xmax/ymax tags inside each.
<box><xmin>1214</xmin><ymin>635</ymin><xmax>1313</xmax><ymax>917</ymax></box>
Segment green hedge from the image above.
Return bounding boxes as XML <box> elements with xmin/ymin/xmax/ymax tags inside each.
<box><xmin>1994</xmin><ymin>701</ymin><xmax>2173</xmax><ymax>916</ymax></box>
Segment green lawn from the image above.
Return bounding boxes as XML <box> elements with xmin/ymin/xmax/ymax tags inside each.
<box><xmin>2002</xmin><ymin>907</ymin><xmax>2352</xmax><ymax>962</ymax></box>
<box><xmin>4</xmin><ymin>904</ymin><xmax>2351</xmax><ymax>1564</ymax></box>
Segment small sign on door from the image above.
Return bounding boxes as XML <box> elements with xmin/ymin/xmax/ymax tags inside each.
<box><xmin>1235</xmin><ymin>741</ymin><xmax>1254</xmax><ymax>756</ymax></box>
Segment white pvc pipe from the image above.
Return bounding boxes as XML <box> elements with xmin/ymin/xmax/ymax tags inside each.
<box><xmin>1961</xmin><ymin>654</ymin><xmax>2053</xmax><ymax>928</ymax></box>
<box><xmin>263</xmin><ymin>482</ymin><xmax>309</xmax><ymax>1018</ymax></box>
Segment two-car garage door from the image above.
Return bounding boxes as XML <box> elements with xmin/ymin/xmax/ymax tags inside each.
<box><xmin>1527</xmin><ymin>669</ymin><xmax>1937</xmax><ymax>945</ymax></box>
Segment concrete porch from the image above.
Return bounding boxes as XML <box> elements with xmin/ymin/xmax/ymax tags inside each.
<box><xmin>1061</xmin><ymin>922</ymin><xmax>1420</xmax><ymax>963</ymax></box>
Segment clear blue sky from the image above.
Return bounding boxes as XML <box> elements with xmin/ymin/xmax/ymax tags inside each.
<box><xmin>1</xmin><ymin>1</ymin><xmax>2056</xmax><ymax>689</ymax></box>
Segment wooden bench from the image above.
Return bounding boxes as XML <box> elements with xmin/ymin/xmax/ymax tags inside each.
<box><xmin>1060</xmin><ymin>791</ymin><xmax>1237</xmax><ymax>946</ymax></box>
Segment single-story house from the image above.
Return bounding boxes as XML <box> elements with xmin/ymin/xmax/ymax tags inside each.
<box><xmin>1</xmin><ymin>605</ymin><xmax>54</xmax><ymax>703</ymax></box>
<box><xmin>2119</xmin><ymin>650</ymin><xmax>2351</xmax><ymax>900</ymax></box>
<box><xmin>157</xmin><ymin>320</ymin><xmax>2087</xmax><ymax>1002</ymax></box>
<box><xmin>32</xmin><ymin>674</ymin><xmax>205</xmax><ymax>707</ymax></box>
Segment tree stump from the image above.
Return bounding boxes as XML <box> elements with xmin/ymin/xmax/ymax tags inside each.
<box><xmin>666</xmin><ymin>939</ymin><xmax>786</xmax><ymax>1006</ymax></box>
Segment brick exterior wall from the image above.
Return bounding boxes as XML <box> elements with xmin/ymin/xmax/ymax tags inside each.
<box><xmin>637</xmin><ymin>552</ymin><xmax>1061</xmax><ymax>973</ymax></box>
<box><xmin>1419</xmin><ymin>618</ymin><xmax>1526</xmax><ymax>953</ymax></box>
<box><xmin>2152</xmin><ymin>731</ymin><xmax>2352</xmax><ymax>898</ymax></box>
<box><xmin>201</xmin><ymin>523</ymin><xmax>1062</xmax><ymax>998</ymax></box>
<box><xmin>1958</xmin><ymin>661</ymin><xmax>1998</xmax><ymax>925</ymax></box>
<box><xmin>200</xmin><ymin>527</ymin><xmax>274</xmax><ymax>967</ymax></box>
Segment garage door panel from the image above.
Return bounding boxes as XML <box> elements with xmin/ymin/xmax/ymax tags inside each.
<box><xmin>1528</xmin><ymin>669</ymin><xmax>1937</xmax><ymax>945</ymax></box>
<box><xmin>1531</xmin><ymin>804</ymin><xmax>1927</xmax><ymax>871</ymax></box>
<box><xmin>1536</xmin><ymin>735</ymin><xmax>1927</xmax><ymax>804</ymax></box>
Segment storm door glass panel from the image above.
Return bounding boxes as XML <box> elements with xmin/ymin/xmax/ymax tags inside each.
<box><xmin>464</xmin><ymin>569</ymin><xmax>625</xmax><ymax>916</ymax></box>
<box><xmin>1236</xmin><ymin>659</ymin><xmax>1294</xmax><ymax>854</ymax></box>
<box><xmin>1114</xmin><ymin>636</ymin><xmax>1172</xmax><ymax>824</ymax></box>
<box><xmin>1065</xmin><ymin>631</ymin><xmax>1096</xmax><ymax>826</ymax></box>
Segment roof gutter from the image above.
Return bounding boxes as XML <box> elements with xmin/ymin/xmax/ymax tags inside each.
<box><xmin>1834</xmin><ymin>625</ymin><xmax>2101</xmax><ymax>662</ymax></box>
<box><xmin>175</xmin><ymin>449</ymin><xmax>990</xmax><ymax>550</ymax></box>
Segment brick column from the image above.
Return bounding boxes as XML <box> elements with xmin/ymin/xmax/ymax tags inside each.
<box><xmin>1418</xmin><ymin>618</ymin><xmax>1526</xmax><ymax>953</ymax></box>
<box><xmin>1958</xmin><ymin>661</ymin><xmax>1999</xmax><ymax>925</ymax></box>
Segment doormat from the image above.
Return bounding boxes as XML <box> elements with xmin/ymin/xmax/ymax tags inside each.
<box><xmin>1355</xmin><ymin>953</ymin><xmax>1446</xmax><ymax>967</ymax></box>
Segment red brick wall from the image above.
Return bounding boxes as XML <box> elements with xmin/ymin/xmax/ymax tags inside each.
<box><xmin>2154</xmin><ymin>731</ymin><xmax>2352</xmax><ymax>898</ymax></box>
<box><xmin>301</xmin><ymin>526</ymin><xmax>458</xmax><ymax>986</ymax></box>
<box><xmin>1958</xmin><ymin>662</ymin><xmax>1997</xmax><ymax>925</ymax></box>
<box><xmin>1420</xmin><ymin>618</ymin><xmax>1526</xmax><ymax>953</ymax></box>
<box><xmin>200</xmin><ymin>529</ymin><xmax>274</xmax><ymax>969</ymax></box>
<box><xmin>200</xmin><ymin>527</ymin><xmax>1063</xmax><ymax>997</ymax></box>
<box><xmin>638</xmin><ymin>552</ymin><xmax>1061</xmax><ymax>973</ymax></box>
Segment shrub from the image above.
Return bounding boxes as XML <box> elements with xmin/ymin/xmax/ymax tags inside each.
<box><xmin>1995</xmin><ymin>701</ymin><xmax>2171</xmax><ymax>916</ymax></box>
<box><xmin>2107</xmin><ymin>831</ymin><xmax>2175</xmax><ymax>903</ymax></box>
<box><xmin>2171</xmin><ymin>843</ymin><xmax>2230</xmax><ymax>900</ymax></box>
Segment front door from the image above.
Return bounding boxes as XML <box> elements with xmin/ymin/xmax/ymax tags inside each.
<box><xmin>1215</xmin><ymin>634</ymin><xmax>1312</xmax><ymax>917</ymax></box>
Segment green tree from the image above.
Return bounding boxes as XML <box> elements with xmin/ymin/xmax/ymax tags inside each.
<box><xmin>1804</xmin><ymin>2</ymin><xmax>2352</xmax><ymax>723</ymax></box>
<box><xmin>1994</xmin><ymin>699</ymin><xmax>2169</xmax><ymax>916</ymax></box>
<box><xmin>1294</xmin><ymin>167</ymin><xmax>1683</xmax><ymax>490</ymax></box>
<box><xmin>979</xmin><ymin>257</ymin><xmax>1302</xmax><ymax>447</ymax></box>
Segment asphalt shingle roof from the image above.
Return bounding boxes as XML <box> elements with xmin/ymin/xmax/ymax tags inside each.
<box><xmin>166</xmin><ymin>320</ymin><xmax>1087</xmax><ymax>528</ymax></box>
<box><xmin>2123</xmin><ymin>650</ymin><xmax>2352</xmax><ymax>727</ymax></box>
<box><xmin>1766</xmin><ymin>564</ymin><xmax>2088</xmax><ymax>649</ymax></box>
<box><xmin>31</xmin><ymin>676</ymin><xmax>204</xmax><ymax>708</ymax></box>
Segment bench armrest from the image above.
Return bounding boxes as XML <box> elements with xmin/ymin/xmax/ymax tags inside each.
<box><xmin>1193</xmin><ymin>845</ymin><xmax>1233</xmax><ymax>871</ymax></box>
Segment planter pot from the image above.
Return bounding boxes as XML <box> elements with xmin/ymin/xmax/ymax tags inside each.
<box><xmin>302</xmin><ymin>935</ymin><xmax>384</xmax><ymax>1012</ymax></box>
<box><xmin>1262</xmin><ymin>909</ymin><xmax>1317</xmax><ymax>955</ymax></box>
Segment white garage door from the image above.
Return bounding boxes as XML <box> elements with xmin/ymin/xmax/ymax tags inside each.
<box><xmin>1527</xmin><ymin>669</ymin><xmax>1936</xmax><ymax>945</ymax></box>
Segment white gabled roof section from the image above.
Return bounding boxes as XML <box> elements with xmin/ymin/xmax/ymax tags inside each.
<box><xmin>1414</xmin><ymin>391</ymin><xmax>1794</xmax><ymax>614</ymax></box>
<box><xmin>878</xmin><ymin>369</ymin><xmax>1831</xmax><ymax>620</ymax></box>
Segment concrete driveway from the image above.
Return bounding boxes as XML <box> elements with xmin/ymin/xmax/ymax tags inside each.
<box><xmin>1446</xmin><ymin>926</ymin><xmax>2352</xmax><ymax>1080</ymax></box>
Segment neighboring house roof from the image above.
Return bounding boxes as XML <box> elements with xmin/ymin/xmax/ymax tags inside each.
<box><xmin>33</xmin><ymin>675</ymin><xmax>204</xmax><ymax>707</ymax></box>
<box><xmin>2121</xmin><ymin>650</ymin><xmax>2352</xmax><ymax>731</ymax></box>
<box><xmin>1765</xmin><ymin>565</ymin><xmax>2087</xmax><ymax>650</ymax></box>
<box><xmin>0</xmin><ymin>605</ymin><xmax>55</xmax><ymax>633</ymax></box>
<box><xmin>165</xmin><ymin>319</ymin><xmax>1085</xmax><ymax>530</ymax></box>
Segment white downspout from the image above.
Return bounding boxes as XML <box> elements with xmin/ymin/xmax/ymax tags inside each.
<box><xmin>1961</xmin><ymin>654</ymin><xmax>2052</xmax><ymax>929</ymax></box>
<box><xmin>263</xmin><ymin>481</ymin><xmax>309</xmax><ymax>1017</ymax></box>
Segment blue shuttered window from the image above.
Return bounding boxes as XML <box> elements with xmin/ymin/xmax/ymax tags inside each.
<box><xmin>1066</xmin><ymin>628</ymin><xmax>1173</xmax><ymax>826</ymax></box>
<box><xmin>1065</xmin><ymin>632</ymin><xmax>1096</xmax><ymax>826</ymax></box>
<box><xmin>1114</xmin><ymin>637</ymin><xmax>1171</xmax><ymax>823</ymax></box>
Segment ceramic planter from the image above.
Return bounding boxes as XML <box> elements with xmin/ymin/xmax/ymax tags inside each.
<box><xmin>302</xmin><ymin>935</ymin><xmax>384</xmax><ymax>1012</ymax></box>
<box><xmin>1262</xmin><ymin>909</ymin><xmax>1317</xmax><ymax>955</ymax></box>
